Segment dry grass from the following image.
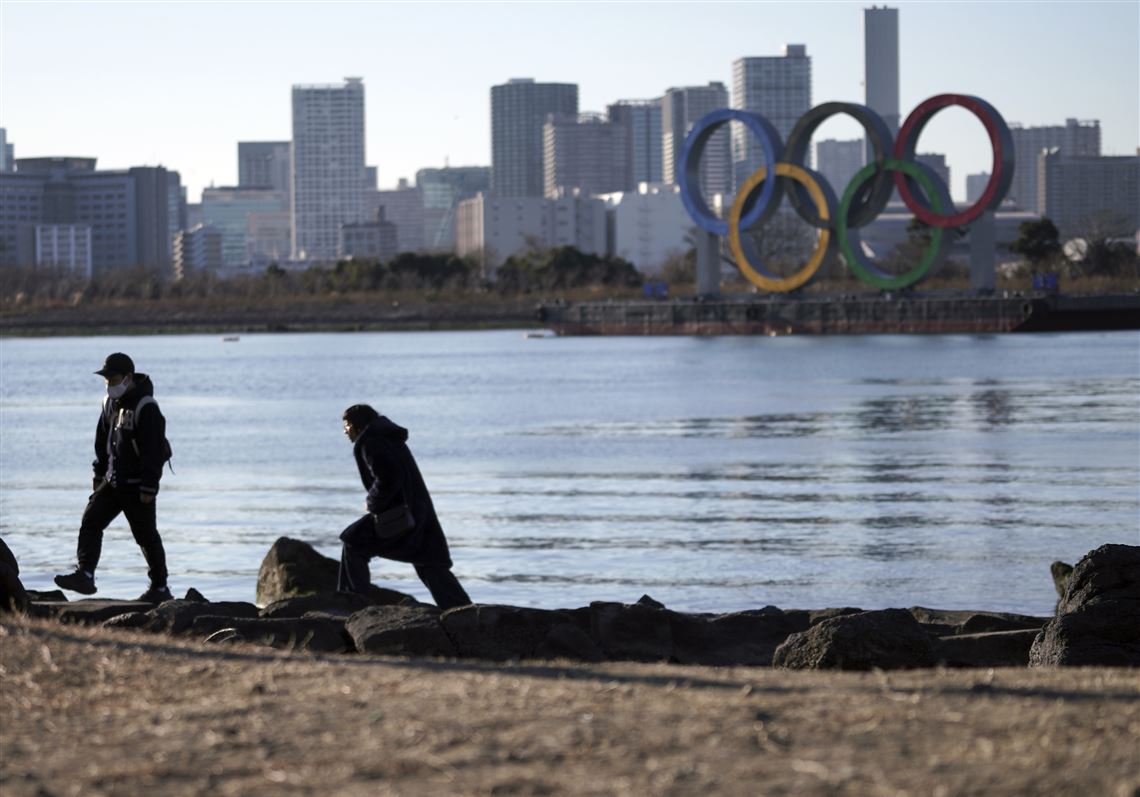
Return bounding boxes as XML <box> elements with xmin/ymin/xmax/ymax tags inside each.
<box><xmin>2</xmin><ymin>619</ymin><xmax>1138</xmax><ymax>796</ymax></box>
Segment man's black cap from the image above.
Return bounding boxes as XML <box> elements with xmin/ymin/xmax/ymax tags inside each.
<box><xmin>95</xmin><ymin>352</ymin><xmax>135</xmax><ymax>377</ymax></box>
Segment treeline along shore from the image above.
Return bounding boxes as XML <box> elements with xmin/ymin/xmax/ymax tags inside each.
<box><xmin>0</xmin><ymin>248</ymin><xmax>642</xmax><ymax>336</ymax></box>
<box><xmin>3</xmin><ymin>245</ymin><xmax>1137</xmax><ymax>337</ymax></box>
<box><xmin>2</xmin><ymin>539</ymin><xmax>1139</xmax><ymax>795</ymax></box>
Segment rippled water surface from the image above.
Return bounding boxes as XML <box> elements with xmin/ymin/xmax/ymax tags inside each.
<box><xmin>1</xmin><ymin>329</ymin><xmax>1137</xmax><ymax>614</ymax></box>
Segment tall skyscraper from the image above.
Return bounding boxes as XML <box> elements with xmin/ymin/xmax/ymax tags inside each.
<box><xmin>1008</xmin><ymin>119</ymin><xmax>1101</xmax><ymax>210</ymax></box>
<box><xmin>864</xmin><ymin>6</ymin><xmax>900</xmax><ymax>161</ymax></box>
<box><xmin>543</xmin><ymin>113</ymin><xmax>627</xmax><ymax>198</ymax></box>
<box><xmin>816</xmin><ymin>139</ymin><xmax>865</xmax><ymax>197</ymax></box>
<box><xmin>662</xmin><ymin>82</ymin><xmax>731</xmax><ymax>202</ymax></box>
<box><xmin>491</xmin><ymin>78</ymin><xmax>578</xmax><ymax>197</ymax></box>
<box><xmin>238</xmin><ymin>142</ymin><xmax>291</xmax><ymax>198</ymax></box>
<box><xmin>607</xmin><ymin>99</ymin><xmax>664</xmax><ymax>190</ymax></box>
<box><xmin>291</xmin><ymin>77</ymin><xmax>366</xmax><ymax>260</ymax></box>
<box><xmin>732</xmin><ymin>46</ymin><xmax>812</xmax><ymax>188</ymax></box>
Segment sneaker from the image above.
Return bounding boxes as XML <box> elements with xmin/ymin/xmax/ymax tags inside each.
<box><xmin>136</xmin><ymin>585</ymin><xmax>173</xmax><ymax>604</ymax></box>
<box><xmin>54</xmin><ymin>569</ymin><xmax>97</xmax><ymax>595</ymax></box>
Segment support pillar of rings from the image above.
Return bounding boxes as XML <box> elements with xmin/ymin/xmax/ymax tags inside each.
<box><xmin>696</xmin><ymin>229</ymin><xmax>721</xmax><ymax>298</ymax></box>
<box><xmin>969</xmin><ymin>210</ymin><xmax>997</xmax><ymax>292</ymax></box>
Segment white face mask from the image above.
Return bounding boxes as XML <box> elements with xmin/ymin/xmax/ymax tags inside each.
<box><xmin>107</xmin><ymin>377</ymin><xmax>131</xmax><ymax>400</ymax></box>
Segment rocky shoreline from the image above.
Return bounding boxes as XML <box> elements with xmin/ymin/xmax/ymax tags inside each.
<box><xmin>4</xmin><ymin>538</ymin><xmax>1137</xmax><ymax>671</ymax></box>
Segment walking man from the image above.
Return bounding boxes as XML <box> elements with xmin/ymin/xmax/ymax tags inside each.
<box><xmin>55</xmin><ymin>353</ymin><xmax>173</xmax><ymax>603</ymax></box>
<box><xmin>338</xmin><ymin>404</ymin><xmax>471</xmax><ymax>610</ymax></box>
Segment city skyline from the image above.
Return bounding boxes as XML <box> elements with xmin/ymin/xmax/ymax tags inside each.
<box><xmin>1</xmin><ymin>1</ymin><xmax>1137</xmax><ymax>203</ymax></box>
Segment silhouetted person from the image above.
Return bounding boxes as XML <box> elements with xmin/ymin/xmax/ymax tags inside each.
<box><xmin>55</xmin><ymin>353</ymin><xmax>172</xmax><ymax>603</ymax></box>
<box><xmin>338</xmin><ymin>404</ymin><xmax>471</xmax><ymax>610</ymax></box>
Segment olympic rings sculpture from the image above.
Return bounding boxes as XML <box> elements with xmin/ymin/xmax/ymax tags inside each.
<box><xmin>678</xmin><ymin>94</ymin><xmax>1015</xmax><ymax>292</ymax></box>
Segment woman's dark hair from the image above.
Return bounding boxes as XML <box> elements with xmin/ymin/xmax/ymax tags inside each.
<box><xmin>342</xmin><ymin>404</ymin><xmax>380</xmax><ymax>428</ymax></box>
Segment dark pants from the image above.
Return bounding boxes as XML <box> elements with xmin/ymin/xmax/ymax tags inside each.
<box><xmin>77</xmin><ymin>485</ymin><xmax>168</xmax><ymax>587</ymax></box>
<box><xmin>337</xmin><ymin>521</ymin><xmax>470</xmax><ymax>610</ymax></box>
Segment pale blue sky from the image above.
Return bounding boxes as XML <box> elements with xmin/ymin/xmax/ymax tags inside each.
<box><xmin>1</xmin><ymin>1</ymin><xmax>1137</xmax><ymax>202</ymax></box>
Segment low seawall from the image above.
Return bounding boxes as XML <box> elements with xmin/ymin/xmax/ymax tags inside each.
<box><xmin>539</xmin><ymin>293</ymin><xmax>1140</xmax><ymax>336</ymax></box>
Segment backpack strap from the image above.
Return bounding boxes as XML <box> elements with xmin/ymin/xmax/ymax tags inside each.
<box><xmin>126</xmin><ymin>396</ymin><xmax>170</xmax><ymax>471</ymax></box>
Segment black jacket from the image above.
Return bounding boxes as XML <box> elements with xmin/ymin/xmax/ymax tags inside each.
<box><xmin>354</xmin><ymin>417</ymin><xmax>452</xmax><ymax>567</ymax></box>
<box><xmin>93</xmin><ymin>373</ymin><xmax>167</xmax><ymax>496</ymax></box>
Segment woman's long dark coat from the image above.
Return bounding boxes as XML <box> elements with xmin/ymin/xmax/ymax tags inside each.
<box><xmin>349</xmin><ymin>416</ymin><xmax>453</xmax><ymax>567</ymax></box>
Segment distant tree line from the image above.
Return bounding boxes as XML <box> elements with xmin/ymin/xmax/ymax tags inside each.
<box><xmin>0</xmin><ymin>246</ymin><xmax>648</xmax><ymax>306</ymax></box>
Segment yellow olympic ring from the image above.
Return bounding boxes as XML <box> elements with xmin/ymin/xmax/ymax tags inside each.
<box><xmin>727</xmin><ymin>163</ymin><xmax>832</xmax><ymax>293</ymax></box>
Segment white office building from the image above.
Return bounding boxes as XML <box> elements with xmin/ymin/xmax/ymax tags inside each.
<box><xmin>291</xmin><ymin>77</ymin><xmax>367</xmax><ymax>261</ymax></box>
<box><xmin>598</xmin><ymin>183</ymin><xmax>692</xmax><ymax>275</ymax></box>
<box><xmin>455</xmin><ymin>192</ymin><xmax>606</xmax><ymax>273</ymax></box>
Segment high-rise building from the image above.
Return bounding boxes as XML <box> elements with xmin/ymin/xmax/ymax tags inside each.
<box><xmin>491</xmin><ymin>78</ymin><xmax>578</xmax><ymax>197</ymax></box>
<box><xmin>662</xmin><ymin>82</ymin><xmax>731</xmax><ymax>202</ymax></box>
<box><xmin>607</xmin><ymin>99</ymin><xmax>664</xmax><ymax>190</ymax></box>
<box><xmin>816</xmin><ymin>139</ymin><xmax>865</xmax><ymax>198</ymax></box>
<box><xmin>0</xmin><ymin>157</ymin><xmax>179</xmax><ymax>275</ymax></box>
<box><xmin>1008</xmin><ymin>119</ymin><xmax>1101</xmax><ymax>211</ymax></box>
<box><xmin>732</xmin><ymin>46</ymin><xmax>812</xmax><ymax>188</ymax></box>
<box><xmin>238</xmin><ymin>142</ymin><xmax>291</xmax><ymax>200</ymax></box>
<box><xmin>543</xmin><ymin>113</ymin><xmax>627</xmax><ymax>198</ymax></box>
<box><xmin>1038</xmin><ymin>150</ymin><xmax>1139</xmax><ymax>237</ymax></box>
<box><xmin>0</xmin><ymin>129</ymin><xmax>13</xmax><ymax>172</ymax></box>
<box><xmin>416</xmin><ymin>166</ymin><xmax>491</xmax><ymax>252</ymax></box>
<box><xmin>291</xmin><ymin>77</ymin><xmax>367</xmax><ymax>261</ymax></box>
<box><xmin>864</xmin><ymin>6</ymin><xmax>900</xmax><ymax>153</ymax></box>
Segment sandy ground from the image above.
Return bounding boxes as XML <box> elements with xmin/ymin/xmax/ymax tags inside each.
<box><xmin>1</xmin><ymin>619</ymin><xmax>1138</xmax><ymax>797</ymax></box>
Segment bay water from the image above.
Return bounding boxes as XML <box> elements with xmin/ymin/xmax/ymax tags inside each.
<box><xmin>1</xmin><ymin>329</ymin><xmax>1137</xmax><ymax>615</ymax></box>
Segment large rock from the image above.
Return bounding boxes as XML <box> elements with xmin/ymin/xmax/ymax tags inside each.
<box><xmin>441</xmin><ymin>604</ymin><xmax>596</xmax><ymax>662</ymax></box>
<box><xmin>260</xmin><ymin>590</ymin><xmax>414</xmax><ymax>620</ymax></box>
<box><xmin>190</xmin><ymin>616</ymin><xmax>351</xmax><ymax>653</ymax></box>
<box><xmin>937</xmin><ymin>629</ymin><xmax>1041</xmax><ymax>668</ymax></box>
<box><xmin>1030</xmin><ymin>544</ymin><xmax>1140</xmax><ymax>667</ymax></box>
<box><xmin>25</xmin><ymin>589</ymin><xmax>68</xmax><ymax>603</ymax></box>
<box><xmin>255</xmin><ymin>537</ymin><xmax>414</xmax><ymax>606</ymax></box>
<box><xmin>773</xmin><ymin>608</ymin><xmax>939</xmax><ymax>671</ymax></box>
<box><xmin>907</xmin><ymin>607</ymin><xmax>1048</xmax><ymax>637</ymax></box>
<box><xmin>346</xmin><ymin>605</ymin><xmax>455</xmax><ymax>657</ymax></box>
<box><xmin>669</xmin><ymin>607</ymin><xmax>808</xmax><ymax>667</ymax></box>
<box><xmin>589</xmin><ymin>600</ymin><xmax>674</xmax><ymax>662</ymax></box>
<box><xmin>33</xmin><ymin>600</ymin><xmax>155</xmax><ymax>626</ymax></box>
<box><xmin>139</xmin><ymin>599</ymin><xmax>260</xmax><ymax>634</ymax></box>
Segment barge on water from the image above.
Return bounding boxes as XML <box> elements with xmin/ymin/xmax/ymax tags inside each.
<box><xmin>537</xmin><ymin>293</ymin><xmax>1140</xmax><ymax>336</ymax></box>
